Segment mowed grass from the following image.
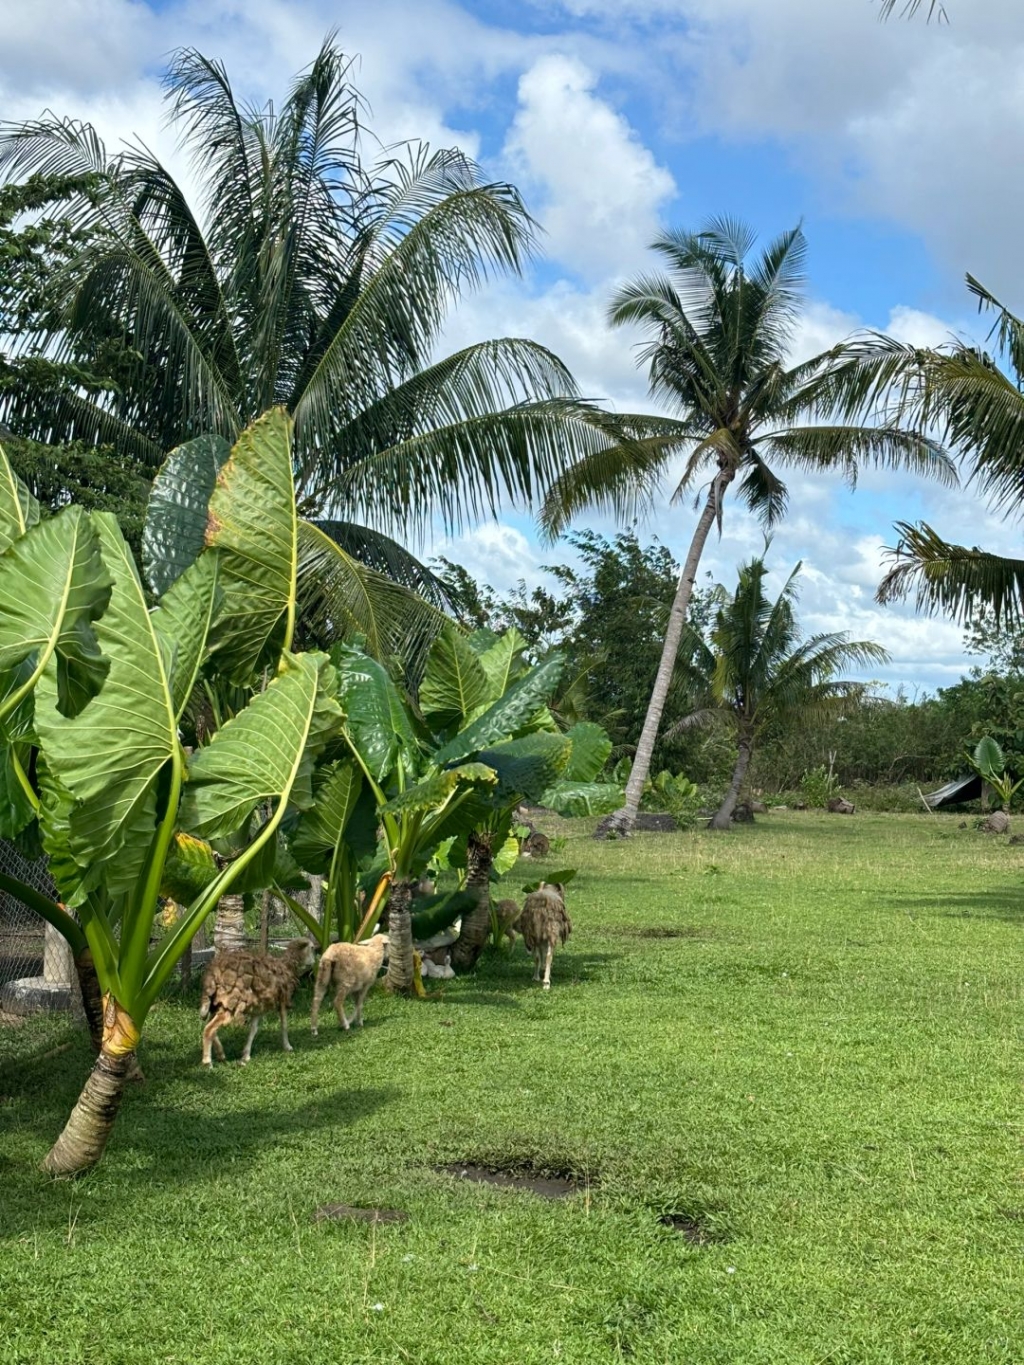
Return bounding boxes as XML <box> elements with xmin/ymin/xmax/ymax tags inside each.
<box><xmin>2</xmin><ymin>812</ymin><xmax>1024</xmax><ymax>1364</ymax></box>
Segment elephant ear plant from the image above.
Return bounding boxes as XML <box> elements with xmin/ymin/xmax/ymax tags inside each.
<box><xmin>0</xmin><ymin>409</ymin><xmax>345</xmax><ymax>1176</ymax></box>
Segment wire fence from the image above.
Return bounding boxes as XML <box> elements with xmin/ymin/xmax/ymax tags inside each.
<box><xmin>0</xmin><ymin>839</ymin><xmax>55</xmax><ymax>994</ymax></box>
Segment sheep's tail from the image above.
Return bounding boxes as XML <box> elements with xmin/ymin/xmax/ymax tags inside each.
<box><xmin>314</xmin><ymin>954</ymin><xmax>335</xmax><ymax>996</ymax></box>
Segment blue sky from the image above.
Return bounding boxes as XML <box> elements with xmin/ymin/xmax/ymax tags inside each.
<box><xmin>2</xmin><ymin>0</ymin><xmax>1022</xmax><ymax>692</ymax></box>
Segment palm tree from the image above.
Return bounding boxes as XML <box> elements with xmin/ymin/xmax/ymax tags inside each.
<box><xmin>676</xmin><ymin>555</ymin><xmax>888</xmax><ymax>828</ymax></box>
<box><xmin>541</xmin><ymin>218</ymin><xmax>953</xmax><ymax>836</ymax></box>
<box><xmin>877</xmin><ymin>280</ymin><xmax>1024</xmax><ymax>626</ymax></box>
<box><xmin>0</xmin><ymin>39</ymin><xmax>665</xmax><ymax>595</ymax></box>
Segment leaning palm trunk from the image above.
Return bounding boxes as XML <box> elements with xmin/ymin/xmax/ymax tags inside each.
<box><xmin>213</xmin><ymin>893</ymin><xmax>247</xmax><ymax>953</ymax></box>
<box><xmin>710</xmin><ymin>731</ymin><xmax>754</xmax><ymax>830</ymax></box>
<box><xmin>384</xmin><ymin>880</ymin><xmax>416</xmax><ymax>994</ymax></box>
<box><xmin>43</xmin><ymin>996</ymin><xmax>140</xmax><ymax>1177</ymax></box>
<box><xmin>450</xmin><ymin>832</ymin><xmax>495</xmax><ymax>973</ymax></box>
<box><xmin>597</xmin><ymin>467</ymin><xmax>734</xmax><ymax>837</ymax></box>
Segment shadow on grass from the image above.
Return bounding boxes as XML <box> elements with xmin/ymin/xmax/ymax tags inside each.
<box><xmin>891</xmin><ymin>888</ymin><xmax>1024</xmax><ymax>922</ymax></box>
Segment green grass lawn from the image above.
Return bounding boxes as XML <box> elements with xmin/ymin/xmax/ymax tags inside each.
<box><xmin>2</xmin><ymin>812</ymin><xmax>1023</xmax><ymax>1364</ymax></box>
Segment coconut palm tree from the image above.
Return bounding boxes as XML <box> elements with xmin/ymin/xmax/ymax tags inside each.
<box><xmin>541</xmin><ymin>218</ymin><xmax>954</xmax><ymax>836</ymax></box>
<box><xmin>0</xmin><ymin>39</ymin><xmax>667</xmax><ymax>599</ymax></box>
<box><xmin>676</xmin><ymin>555</ymin><xmax>888</xmax><ymax>828</ymax></box>
<box><xmin>878</xmin><ymin>280</ymin><xmax>1024</xmax><ymax>625</ymax></box>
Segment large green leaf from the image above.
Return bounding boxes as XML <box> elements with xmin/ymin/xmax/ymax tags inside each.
<box><xmin>0</xmin><ymin>443</ymin><xmax>40</xmax><ymax>554</ymax></box>
<box><xmin>142</xmin><ymin>432</ymin><xmax>231</xmax><ymax>596</ymax></box>
<box><xmin>563</xmin><ymin>721</ymin><xmax>613</xmax><ymax>782</ymax></box>
<box><xmin>0</xmin><ymin>505</ymin><xmax>111</xmax><ymax>723</ymax></box>
<box><xmin>477</xmin><ymin>627</ymin><xmax>528</xmax><ymax>701</ymax></box>
<box><xmin>475</xmin><ymin>732</ymin><xmax>571</xmax><ymax>802</ymax></box>
<box><xmin>151</xmin><ymin>552</ymin><xmax>221</xmax><ymax>721</ymax></box>
<box><xmin>420</xmin><ymin>625</ymin><xmax>490</xmax><ymax>731</ymax></box>
<box><xmin>289</xmin><ymin>759</ymin><xmax>363</xmax><ymax>874</ymax></box>
<box><xmin>204</xmin><ymin>408</ymin><xmax>298</xmax><ymax>683</ymax></box>
<box><xmin>334</xmin><ymin>644</ymin><xmax>418</xmax><ymax>785</ymax></box>
<box><xmin>0</xmin><ymin>663</ymin><xmax>37</xmax><ymax>839</ymax></box>
<box><xmin>180</xmin><ymin>651</ymin><xmax>342</xmax><ymax>840</ymax></box>
<box><xmin>542</xmin><ymin>780</ymin><xmax>624</xmax><ymax>817</ymax></box>
<box><xmin>433</xmin><ymin>654</ymin><xmax>564</xmax><ymax>766</ymax></box>
<box><xmin>972</xmin><ymin>735</ymin><xmax>1005</xmax><ymax>780</ymax></box>
<box><xmin>381</xmin><ymin>763</ymin><xmax>497</xmax><ymax>817</ymax></box>
<box><xmin>410</xmin><ymin>889</ymin><xmax>479</xmax><ymax>940</ymax></box>
<box><xmin>33</xmin><ymin>514</ymin><xmax>178</xmax><ymax>904</ymax></box>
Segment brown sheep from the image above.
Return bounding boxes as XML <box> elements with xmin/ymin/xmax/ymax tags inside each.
<box><xmin>494</xmin><ymin>897</ymin><xmax>522</xmax><ymax>948</ymax></box>
<box><xmin>518</xmin><ymin>883</ymin><xmax>571</xmax><ymax>990</ymax></box>
<box><xmin>199</xmin><ymin>938</ymin><xmax>316</xmax><ymax>1066</ymax></box>
<box><xmin>310</xmin><ymin>933</ymin><xmax>389</xmax><ymax>1036</ymax></box>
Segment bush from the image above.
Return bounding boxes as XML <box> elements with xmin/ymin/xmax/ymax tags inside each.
<box><xmin>800</xmin><ymin>765</ymin><xmax>840</xmax><ymax>809</ymax></box>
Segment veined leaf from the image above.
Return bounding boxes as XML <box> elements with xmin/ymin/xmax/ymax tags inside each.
<box><xmin>542</xmin><ymin>780</ymin><xmax>623</xmax><ymax>817</ymax></box>
<box><xmin>142</xmin><ymin>432</ymin><xmax>231</xmax><ymax>596</ymax></box>
<box><xmin>433</xmin><ymin>654</ymin><xmax>564</xmax><ymax>766</ymax></box>
<box><xmin>0</xmin><ymin>663</ymin><xmax>37</xmax><ymax>839</ymax></box>
<box><xmin>562</xmin><ymin>722</ymin><xmax>613</xmax><ymax>782</ymax></box>
<box><xmin>334</xmin><ymin>644</ymin><xmax>418</xmax><ymax>784</ymax></box>
<box><xmin>180</xmin><ymin>651</ymin><xmax>342</xmax><ymax>839</ymax></box>
<box><xmin>410</xmin><ymin>889</ymin><xmax>479</xmax><ymax>940</ymax></box>
<box><xmin>0</xmin><ymin>505</ymin><xmax>111</xmax><ymax>723</ymax></box>
<box><xmin>476</xmin><ymin>732</ymin><xmax>571</xmax><ymax>802</ymax></box>
<box><xmin>34</xmin><ymin>514</ymin><xmax>178</xmax><ymax>904</ymax></box>
<box><xmin>420</xmin><ymin>625</ymin><xmax>490</xmax><ymax>731</ymax></box>
<box><xmin>289</xmin><ymin>759</ymin><xmax>363</xmax><ymax>874</ymax></box>
<box><xmin>0</xmin><ymin>443</ymin><xmax>40</xmax><ymax>553</ymax></box>
<box><xmin>477</xmin><ymin>627</ymin><xmax>528</xmax><ymax>701</ymax></box>
<box><xmin>382</xmin><ymin>763</ymin><xmax>497</xmax><ymax>817</ymax></box>
<box><xmin>204</xmin><ymin>408</ymin><xmax>298</xmax><ymax>682</ymax></box>
<box><xmin>152</xmin><ymin>552</ymin><xmax>221</xmax><ymax>721</ymax></box>
<box><xmin>972</xmin><ymin>735</ymin><xmax>1005</xmax><ymax>780</ymax></box>
<box><xmin>160</xmin><ymin>830</ymin><xmax>219</xmax><ymax>903</ymax></box>
<box><xmin>493</xmin><ymin>832</ymin><xmax>521</xmax><ymax>876</ymax></box>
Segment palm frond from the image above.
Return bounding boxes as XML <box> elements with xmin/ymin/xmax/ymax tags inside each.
<box><xmin>878</xmin><ymin>521</ymin><xmax>1024</xmax><ymax>625</ymax></box>
<box><xmin>763</xmin><ymin>424</ymin><xmax>956</xmax><ymax>489</ymax></box>
<box><xmin>311</xmin><ymin>520</ymin><xmax>455</xmax><ymax>608</ymax></box>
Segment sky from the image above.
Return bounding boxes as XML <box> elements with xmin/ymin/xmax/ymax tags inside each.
<box><xmin>1</xmin><ymin>0</ymin><xmax>1022</xmax><ymax>693</ymax></box>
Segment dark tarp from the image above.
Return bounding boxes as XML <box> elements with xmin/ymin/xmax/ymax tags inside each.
<box><xmin>923</xmin><ymin>774</ymin><xmax>983</xmax><ymax>808</ymax></box>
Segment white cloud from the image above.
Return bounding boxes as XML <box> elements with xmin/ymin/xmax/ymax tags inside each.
<box><xmin>504</xmin><ymin>54</ymin><xmax>676</xmax><ymax>281</ymax></box>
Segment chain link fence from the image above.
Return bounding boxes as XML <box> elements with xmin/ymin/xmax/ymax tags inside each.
<box><xmin>0</xmin><ymin>839</ymin><xmax>53</xmax><ymax>993</ymax></box>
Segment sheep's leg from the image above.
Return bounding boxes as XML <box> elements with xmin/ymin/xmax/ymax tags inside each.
<box><xmin>201</xmin><ymin>1010</ymin><xmax>230</xmax><ymax>1067</ymax></box>
<box><xmin>354</xmin><ymin>984</ymin><xmax>369</xmax><ymax>1027</ymax></box>
<box><xmin>240</xmin><ymin>1016</ymin><xmax>260</xmax><ymax>1064</ymax></box>
<box><xmin>334</xmin><ymin>989</ymin><xmax>351</xmax><ymax>1031</ymax></box>
<box><xmin>542</xmin><ymin>942</ymin><xmax>554</xmax><ymax>990</ymax></box>
<box><xmin>310</xmin><ymin>967</ymin><xmax>330</xmax><ymax>1038</ymax></box>
<box><xmin>212</xmin><ymin>1034</ymin><xmax>227</xmax><ymax>1062</ymax></box>
<box><xmin>279</xmin><ymin>1001</ymin><xmax>293</xmax><ymax>1053</ymax></box>
<box><xmin>533</xmin><ymin>949</ymin><xmax>542</xmax><ymax>981</ymax></box>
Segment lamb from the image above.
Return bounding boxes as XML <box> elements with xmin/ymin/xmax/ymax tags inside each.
<box><xmin>494</xmin><ymin>897</ymin><xmax>522</xmax><ymax>949</ymax></box>
<box><xmin>518</xmin><ymin>883</ymin><xmax>571</xmax><ymax>990</ymax></box>
<box><xmin>310</xmin><ymin>933</ymin><xmax>389</xmax><ymax>1036</ymax></box>
<box><xmin>200</xmin><ymin>938</ymin><xmax>316</xmax><ymax>1066</ymax></box>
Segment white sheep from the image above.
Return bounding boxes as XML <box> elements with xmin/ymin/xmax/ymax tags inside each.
<box><xmin>518</xmin><ymin>883</ymin><xmax>571</xmax><ymax>990</ymax></box>
<box><xmin>199</xmin><ymin>938</ymin><xmax>316</xmax><ymax>1066</ymax></box>
<box><xmin>310</xmin><ymin>933</ymin><xmax>389</xmax><ymax>1036</ymax></box>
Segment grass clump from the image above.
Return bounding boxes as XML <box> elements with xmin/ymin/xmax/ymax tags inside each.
<box><xmin>1</xmin><ymin>811</ymin><xmax>1023</xmax><ymax>1363</ymax></box>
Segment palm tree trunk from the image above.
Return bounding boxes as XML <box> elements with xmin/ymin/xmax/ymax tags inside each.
<box><xmin>450</xmin><ymin>831</ymin><xmax>495</xmax><ymax>973</ymax></box>
<box><xmin>214</xmin><ymin>892</ymin><xmax>246</xmax><ymax>953</ymax></box>
<box><xmin>73</xmin><ymin>949</ymin><xmax>103</xmax><ymax>1054</ymax></box>
<box><xmin>710</xmin><ymin>730</ymin><xmax>754</xmax><ymax>830</ymax></box>
<box><xmin>596</xmin><ymin>468</ymin><xmax>734</xmax><ymax>838</ymax></box>
<box><xmin>384</xmin><ymin>880</ymin><xmax>416</xmax><ymax>994</ymax></box>
<box><xmin>42</xmin><ymin>995</ymin><xmax>140</xmax><ymax>1177</ymax></box>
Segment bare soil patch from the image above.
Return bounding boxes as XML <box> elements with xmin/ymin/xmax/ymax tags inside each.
<box><xmin>437</xmin><ymin>1161</ymin><xmax>585</xmax><ymax>1199</ymax></box>
<box><xmin>314</xmin><ymin>1204</ymin><xmax>409</xmax><ymax>1224</ymax></box>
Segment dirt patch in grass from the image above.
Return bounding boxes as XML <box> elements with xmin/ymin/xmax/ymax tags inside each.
<box><xmin>610</xmin><ymin>925</ymin><xmax>712</xmax><ymax>940</ymax></box>
<box><xmin>314</xmin><ymin>1204</ymin><xmax>409</xmax><ymax>1224</ymax></box>
<box><xmin>437</xmin><ymin>1161</ymin><xmax>586</xmax><ymax>1199</ymax></box>
<box><xmin>657</xmin><ymin>1211</ymin><xmax>727</xmax><ymax>1244</ymax></box>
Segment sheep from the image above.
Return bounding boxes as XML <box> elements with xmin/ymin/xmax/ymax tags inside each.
<box><xmin>518</xmin><ymin>883</ymin><xmax>571</xmax><ymax>990</ymax></box>
<box><xmin>494</xmin><ymin>897</ymin><xmax>522</xmax><ymax>949</ymax></box>
<box><xmin>310</xmin><ymin>933</ymin><xmax>389</xmax><ymax>1036</ymax></box>
<box><xmin>199</xmin><ymin>938</ymin><xmax>316</xmax><ymax>1066</ymax></box>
